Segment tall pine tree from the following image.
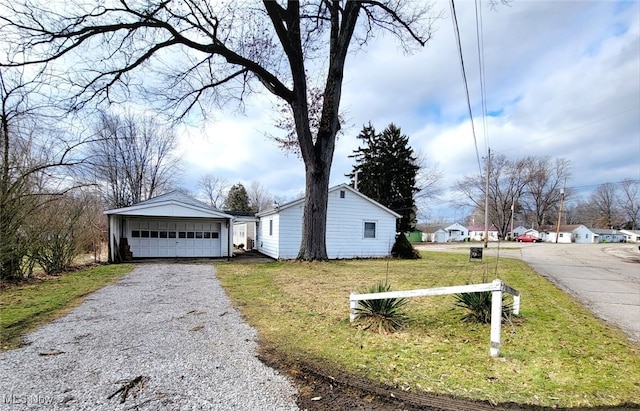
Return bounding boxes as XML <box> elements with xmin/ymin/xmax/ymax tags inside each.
<box><xmin>348</xmin><ymin>123</ymin><xmax>419</xmax><ymax>232</ymax></box>
<box><xmin>223</xmin><ymin>183</ymin><xmax>251</xmax><ymax>211</ymax></box>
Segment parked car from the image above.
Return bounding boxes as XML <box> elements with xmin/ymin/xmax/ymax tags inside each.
<box><xmin>516</xmin><ymin>235</ymin><xmax>541</xmax><ymax>243</ymax></box>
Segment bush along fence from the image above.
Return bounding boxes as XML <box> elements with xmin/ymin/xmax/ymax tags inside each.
<box><xmin>350</xmin><ymin>279</ymin><xmax>521</xmax><ymax>357</ymax></box>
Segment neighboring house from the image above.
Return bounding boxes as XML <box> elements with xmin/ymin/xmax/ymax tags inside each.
<box><xmin>620</xmin><ymin>229</ymin><xmax>640</xmax><ymax>243</ymax></box>
<box><xmin>104</xmin><ymin>191</ymin><xmax>234</xmax><ymax>261</ymax></box>
<box><xmin>511</xmin><ymin>225</ymin><xmax>530</xmax><ymax>239</ymax></box>
<box><xmin>539</xmin><ymin>224</ymin><xmax>594</xmax><ymax>243</ymax></box>
<box><xmin>592</xmin><ymin>228</ymin><xmax>626</xmax><ymax>243</ymax></box>
<box><xmin>230</xmin><ymin>211</ymin><xmax>258</xmax><ymax>250</ymax></box>
<box><xmin>420</xmin><ymin>223</ymin><xmax>468</xmax><ymax>243</ymax></box>
<box><xmin>467</xmin><ymin>225</ymin><xmax>500</xmax><ymax>242</ymax></box>
<box><xmin>572</xmin><ymin>225</ymin><xmax>597</xmax><ymax>243</ymax></box>
<box><xmin>256</xmin><ymin>184</ymin><xmax>400</xmax><ymax>260</ymax></box>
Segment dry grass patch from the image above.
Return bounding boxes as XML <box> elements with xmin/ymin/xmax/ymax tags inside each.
<box><xmin>216</xmin><ymin>253</ymin><xmax>640</xmax><ymax>408</ymax></box>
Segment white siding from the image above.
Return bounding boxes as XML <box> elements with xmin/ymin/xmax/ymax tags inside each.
<box><xmin>573</xmin><ymin>226</ymin><xmax>594</xmax><ymax>243</ymax></box>
<box><xmin>277</xmin><ymin>205</ymin><xmax>304</xmax><ymax>259</ymax></box>
<box><xmin>233</xmin><ymin>222</ymin><xmax>248</xmax><ymax>247</ymax></box>
<box><xmin>545</xmin><ymin>231</ymin><xmax>572</xmax><ymax>243</ymax></box>
<box><xmin>325</xmin><ymin>188</ymin><xmax>395</xmax><ymax>258</ymax></box>
<box><xmin>258</xmin><ymin>214</ymin><xmax>281</xmax><ymax>259</ymax></box>
<box><xmin>260</xmin><ymin>187</ymin><xmax>398</xmax><ymax>259</ymax></box>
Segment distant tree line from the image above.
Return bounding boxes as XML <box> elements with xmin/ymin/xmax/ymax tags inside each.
<box><xmin>456</xmin><ymin>152</ymin><xmax>639</xmax><ymax>238</ymax></box>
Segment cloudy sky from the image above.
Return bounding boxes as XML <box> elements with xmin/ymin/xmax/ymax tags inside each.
<box><xmin>176</xmin><ymin>0</ymin><xmax>640</xmax><ymax>222</ymax></box>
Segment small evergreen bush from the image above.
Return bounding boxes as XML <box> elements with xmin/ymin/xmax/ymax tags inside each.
<box><xmin>391</xmin><ymin>233</ymin><xmax>421</xmax><ymax>259</ymax></box>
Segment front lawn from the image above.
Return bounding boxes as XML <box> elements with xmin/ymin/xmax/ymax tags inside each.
<box><xmin>1</xmin><ymin>264</ymin><xmax>134</xmax><ymax>350</ymax></box>
<box><xmin>216</xmin><ymin>253</ymin><xmax>640</xmax><ymax>408</ymax></box>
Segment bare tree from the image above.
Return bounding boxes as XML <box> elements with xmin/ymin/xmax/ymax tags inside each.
<box><xmin>519</xmin><ymin>157</ymin><xmax>572</xmax><ymax>227</ymax></box>
<box><xmin>414</xmin><ymin>150</ymin><xmax>443</xmax><ymax>221</ymax></box>
<box><xmin>25</xmin><ymin>192</ymin><xmax>99</xmax><ymax>274</ymax></box>
<box><xmin>1</xmin><ymin>0</ymin><xmax>437</xmax><ymax>260</ymax></box>
<box><xmin>87</xmin><ymin>111</ymin><xmax>180</xmax><ymax>208</ymax></box>
<box><xmin>618</xmin><ymin>179</ymin><xmax>640</xmax><ymax>230</ymax></box>
<box><xmin>247</xmin><ymin>181</ymin><xmax>273</xmax><ymax>213</ymax></box>
<box><xmin>456</xmin><ymin>153</ymin><xmax>532</xmax><ymax>239</ymax></box>
<box><xmin>197</xmin><ymin>174</ymin><xmax>229</xmax><ymax>209</ymax></box>
<box><xmin>1</xmin><ymin>68</ymin><xmax>85</xmax><ymax>280</ymax></box>
<box><xmin>588</xmin><ymin>183</ymin><xmax>623</xmax><ymax>229</ymax></box>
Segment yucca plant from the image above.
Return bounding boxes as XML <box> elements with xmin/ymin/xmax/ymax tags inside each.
<box><xmin>354</xmin><ymin>281</ymin><xmax>408</xmax><ymax>333</ymax></box>
<box><xmin>453</xmin><ymin>291</ymin><xmax>512</xmax><ymax>324</ymax></box>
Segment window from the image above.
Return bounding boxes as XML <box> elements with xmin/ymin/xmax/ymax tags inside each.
<box><xmin>211</xmin><ymin>232</ymin><xmax>219</xmax><ymax>239</ymax></box>
<box><xmin>269</xmin><ymin>219</ymin><xmax>273</xmax><ymax>236</ymax></box>
<box><xmin>168</xmin><ymin>232</ymin><xmax>176</xmax><ymax>238</ymax></box>
<box><xmin>340</xmin><ymin>190</ymin><xmax>345</xmax><ymax>198</ymax></box>
<box><xmin>159</xmin><ymin>231</ymin><xmax>168</xmax><ymax>239</ymax></box>
<box><xmin>150</xmin><ymin>231</ymin><xmax>158</xmax><ymax>238</ymax></box>
<box><xmin>141</xmin><ymin>231</ymin><xmax>150</xmax><ymax>238</ymax></box>
<box><xmin>203</xmin><ymin>232</ymin><xmax>211</xmax><ymax>239</ymax></box>
<box><xmin>195</xmin><ymin>232</ymin><xmax>203</xmax><ymax>239</ymax></box>
<box><xmin>187</xmin><ymin>232</ymin><xmax>195</xmax><ymax>239</ymax></box>
<box><xmin>364</xmin><ymin>222</ymin><xmax>376</xmax><ymax>239</ymax></box>
<box><xmin>131</xmin><ymin>230</ymin><xmax>140</xmax><ymax>238</ymax></box>
<box><xmin>178</xmin><ymin>232</ymin><xmax>186</xmax><ymax>239</ymax></box>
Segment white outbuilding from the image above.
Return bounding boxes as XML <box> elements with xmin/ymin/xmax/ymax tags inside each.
<box><xmin>105</xmin><ymin>191</ymin><xmax>234</xmax><ymax>261</ymax></box>
<box><xmin>256</xmin><ymin>184</ymin><xmax>400</xmax><ymax>259</ymax></box>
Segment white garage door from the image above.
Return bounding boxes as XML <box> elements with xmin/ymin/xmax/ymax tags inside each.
<box><xmin>128</xmin><ymin>219</ymin><xmax>222</xmax><ymax>258</ymax></box>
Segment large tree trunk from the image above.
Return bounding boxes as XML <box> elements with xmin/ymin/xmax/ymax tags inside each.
<box><xmin>297</xmin><ymin>159</ymin><xmax>331</xmax><ymax>260</ymax></box>
<box><xmin>294</xmin><ymin>2</ymin><xmax>359</xmax><ymax>260</ymax></box>
<box><xmin>297</xmin><ymin>121</ymin><xmax>337</xmax><ymax>260</ymax></box>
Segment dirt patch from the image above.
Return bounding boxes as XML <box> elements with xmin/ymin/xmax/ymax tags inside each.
<box><xmin>231</xmin><ymin>249</ymin><xmax>276</xmax><ymax>263</ymax></box>
<box><xmin>258</xmin><ymin>346</ymin><xmax>639</xmax><ymax>411</ymax></box>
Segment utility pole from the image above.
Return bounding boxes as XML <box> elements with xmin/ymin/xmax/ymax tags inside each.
<box><xmin>554</xmin><ymin>178</ymin><xmax>566</xmax><ymax>243</ymax></box>
<box><xmin>484</xmin><ymin>148</ymin><xmax>490</xmax><ymax>249</ymax></box>
<box><xmin>510</xmin><ymin>200</ymin><xmax>515</xmax><ymax>241</ymax></box>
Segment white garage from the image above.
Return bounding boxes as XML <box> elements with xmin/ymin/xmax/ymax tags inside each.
<box><xmin>105</xmin><ymin>191</ymin><xmax>234</xmax><ymax>261</ymax></box>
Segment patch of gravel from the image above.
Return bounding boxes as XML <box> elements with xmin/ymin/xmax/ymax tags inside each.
<box><xmin>0</xmin><ymin>264</ymin><xmax>299</xmax><ymax>410</ymax></box>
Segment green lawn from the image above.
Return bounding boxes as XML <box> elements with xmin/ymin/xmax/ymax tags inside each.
<box><xmin>1</xmin><ymin>264</ymin><xmax>134</xmax><ymax>350</ymax></box>
<box><xmin>216</xmin><ymin>253</ymin><xmax>640</xmax><ymax>408</ymax></box>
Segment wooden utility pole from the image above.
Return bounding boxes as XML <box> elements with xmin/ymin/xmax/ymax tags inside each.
<box><xmin>484</xmin><ymin>148</ymin><xmax>491</xmax><ymax>248</ymax></box>
<box><xmin>554</xmin><ymin>178</ymin><xmax>566</xmax><ymax>243</ymax></box>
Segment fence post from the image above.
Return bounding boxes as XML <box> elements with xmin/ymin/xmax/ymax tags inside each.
<box><xmin>349</xmin><ymin>293</ymin><xmax>358</xmax><ymax>323</ymax></box>
<box><xmin>513</xmin><ymin>294</ymin><xmax>521</xmax><ymax>315</ymax></box>
<box><xmin>490</xmin><ymin>285</ymin><xmax>503</xmax><ymax>357</ymax></box>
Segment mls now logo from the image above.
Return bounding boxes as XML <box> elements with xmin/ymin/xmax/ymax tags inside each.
<box><xmin>3</xmin><ymin>393</ymin><xmax>54</xmax><ymax>405</ymax></box>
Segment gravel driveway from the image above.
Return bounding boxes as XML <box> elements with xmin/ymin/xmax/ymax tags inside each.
<box><xmin>0</xmin><ymin>264</ymin><xmax>299</xmax><ymax>410</ymax></box>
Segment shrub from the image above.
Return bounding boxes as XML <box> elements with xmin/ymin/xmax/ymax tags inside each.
<box><xmin>453</xmin><ymin>291</ymin><xmax>513</xmax><ymax>324</ymax></box>
<box><xmin>391</xmin><ymin>233</ymin><xmax>421</xmax><ymax>259</ymax></box>
<box><xmin>354</xmin><ymin>281</ymin><xmax>408</xmax><ymax>333</ymax></box>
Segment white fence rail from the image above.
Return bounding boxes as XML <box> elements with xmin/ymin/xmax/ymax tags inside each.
<box><xmin>349</xmin><ymin>279</ymin><xmax>520</xmax><ymax>357</ymax></box>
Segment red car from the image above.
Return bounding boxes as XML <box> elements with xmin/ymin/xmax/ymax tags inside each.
<box><xmin>515</xmin><ymin>235</ymin><xmax>541</xmax><ymax>243</ymax></box>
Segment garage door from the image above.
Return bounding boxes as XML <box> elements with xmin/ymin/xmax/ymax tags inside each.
<box><xmin>128</xmin><ymin>219</ymin><xmax>222</xmax><ymax>258</ymax></box>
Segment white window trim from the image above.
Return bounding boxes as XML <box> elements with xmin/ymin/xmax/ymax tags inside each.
<box><xmin>363</xmin><ymin>221</ymin><xmax>377</xmax><ymax>239</ymax></box>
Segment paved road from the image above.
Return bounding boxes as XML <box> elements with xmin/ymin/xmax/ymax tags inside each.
<box><xmin>418</xmin><ymin>243</ymin><xmax>640</xmax><ymax>343</ymax></box>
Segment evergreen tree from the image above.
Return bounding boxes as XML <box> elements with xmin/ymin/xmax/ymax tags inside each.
<box><xmin>223</xmin><ymin>183</ymin><xmax>251</xmax><ymax>212</ymax></box>
<box><xmin>348</xmin><ymin>123</ymin><xmax>419</xmax><ymax>232</ymax></box>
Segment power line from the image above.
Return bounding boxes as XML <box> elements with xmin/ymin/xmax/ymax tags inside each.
<box><xmin>474</xmin><ymin>0</ymin><xmax>488</xmax><ymax>154</ymax></box>
<box><xmin>496</xmin><ymin>106</ymin><xmax>640</xmax><ymax>154</ymax></box>
<box><xmin>450</xmin><ymin>0</ymin><xmax>483</xmax><ymax>175</ymax></box>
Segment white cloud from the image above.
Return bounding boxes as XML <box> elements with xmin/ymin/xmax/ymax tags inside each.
<box><xmin>171</xmin><ymin>0</ymin><xmax>639</xmax><ymax>221</ymax></box>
